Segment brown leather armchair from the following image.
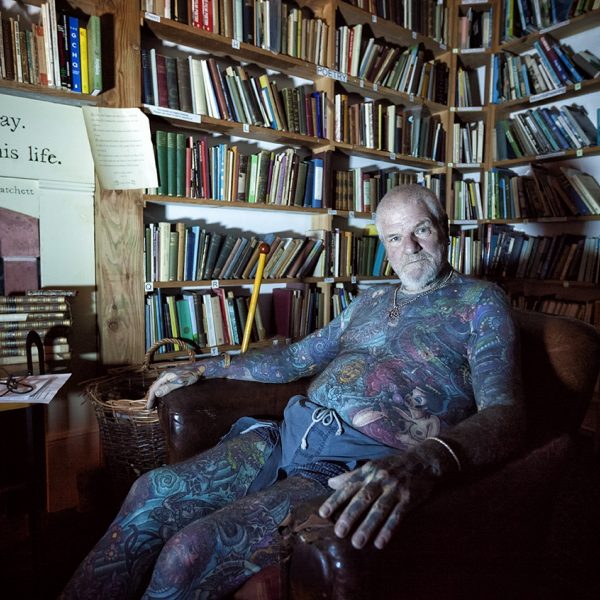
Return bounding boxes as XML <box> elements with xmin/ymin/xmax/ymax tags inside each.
<box><xmin>157</xmin><ymin>310</ymin><xmax>600</xmax><ymax>599</ymax></box>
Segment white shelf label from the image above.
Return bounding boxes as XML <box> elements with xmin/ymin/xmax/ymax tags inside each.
<box><xmin>412</xmin><ymin>31</ymin><xmax>417</xmax><ymax>39</ymax></box>
<box><xmin>348</xmin><ymin>211</ymin><xmax>355</xmax><ymax>218</ymax></box>
<box><xmin>460</xmin><ymin>48</ymin><xmax>485</xmax><ymax>54</ymax></box>
<box><xmin>351</xmin><ymin>275</ymin><xmax>357</xmax><ymax>284</ymax></box>
<box><xmin>450</xmin><ymin>106</ymin><xmax>457</xmax><ymax>112</ymax></box>
<box><xmin>143</xmin><ymin>104</ymin><xmax>202</xmax><ymax>123</ymax></box>
<box><xmin>440</xmin><ymin>43</ymin><xmax>447</xmax><ymax>50</ymax></box>
<box><xmin>457</xmin><ymin>106</ymin><xmax>483</xmax><ymax>112</ymax></box>
<box><xmin>210</xmin><ymin>346</ymin><xmax>220</xmax><ymax>356</ymax></box>
<box><xmin>360</xmin><ymin>79</ymin><xmax>365</xmax><ymax>88</ymax></box>
<box><xmin>529</xmin><ymin>87</ymin><xmax>566</xmax><ymax>103</ymax></box>
<box><xmin>328</xmin><ymin>209</ymin><xmax>338</xmax><ymax>215</ymax></box>
<box><xmin>242</xmin><ymin>123</ymin><xmax>250</xmax><ymax>133</ymax></box>
<box><xmin>576</xmin><ymin>149</ymin><xmax>584</xmax><ymax>157</ymax></box>
<box><xmin>211</xmin><ymin>279</ymin><xmax>220</xmax><ymax>288</ymax></box>
<box><xmin>540</xmin><ymin>20</ymin><xmax>570</xmax><ymax>34</ymax></box>
<box><xmin>535</xmin><ymin>151</ymin><xmax>566</xmax><ymax>160</ymax></box>
<box><xmin>409</xmin><ymin>93</ymin><xmax>415</xmax><ymax>102</ymax></box>
<box><xmin>574</xmin><ymin>82</ymin><xmax>582</xmax><ymax>91</ymax></box>
<box><xmin>373</xmin><ymin>83</ymin><xmax>378</xmax><ymax>92</ymax></box>
<box><xmin>371</xmin><ymin>14</ymin><xmax>377</xmax><ymax>23</ymax></box>
<box><xmin>389</xmin><ymin>152</ymin><xmax>397</xmax><ymax>160</ymax></box>
<box><xmin>316</xmin><ymin>66</ymin><xmax>348</xmax><ymax>82</ymax></box>
<box><xmin>324</xmin><ymin>277</ymin><xmax>335</xmax><ymax>283</ymax></box>
<box><xmin>462</xmin><ymin>0</ymin><xmax>488</xmax><ymax>4</ymax></box>
<box><xmin>447</xmin><ymin>162</ymin><xmax>454</xmax><ymax>167</ymax></box>
<box><xmin>562</xmin><ymin>281</ymin><xmax>570</xmax><ymax>288</ymax></box>
<box><xmin>144</xmin><ymin>282</ymin><xmax>154</xmax><ymax>292</ymax></box>
<box><xmin>145</xmin><ymin>12</ymin><xmax>161</xmax><ymax>22</ymax></box>
<box><xmin>232</xmin><ymin>39</ymin><xmax>240</xmax><ymax>50</ymax></box>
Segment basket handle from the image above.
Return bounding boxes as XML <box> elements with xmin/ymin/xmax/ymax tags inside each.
<box><xmin>143</xmin><ymin>337</ymin><xmax>197</xmax><ymax>370</ymax></box>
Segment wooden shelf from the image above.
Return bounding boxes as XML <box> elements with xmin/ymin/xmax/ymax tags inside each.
<box><xmin>493</xmin><ymin>77</ymin><xmax>600</xmax><ymax>114</ymax></box>
<box><xmin>334</xmin><ymin>142</ymin><xmax>444</xmax><ymax>168</ymax></box>
<box><xmin>500</xmin><ymin>9</ymin><xmax>600</xmax><ymax>54</ymax></box>
<box><xmin>453</xmin><ymin>47</ymin><xmax>492</xmax><ymax>68</ymax></box>
<box><xmin>336</xmin><ymin>0</ymin><xmax>449</xmax><ymax>57</ymax></box>
<box><xmin>493</xmin><ymin>145</ymin><xmax>600</xmax><ymax>168</ymax></box>
<box><xmin>0</xmin><ymin>79</ymin><xmax>100</xmax><ymax>106</ymax></box>
<box><xmin>144</xmin><ymin>195</ymin><xmax>328</xmax><ymax>213</ymax></box>
<box><xmin>451</xmin><ymin>215</ymin><xmax>600</xmax><ymax>225</ymax></box>
<box><xmin>143</xmin><ymin>12</ymin><xmax>324</xmax><ymax>81</ymax></box>
<box><xmin>142</xmin><ymin>104</ymin><xmax>329</xmax><ymax>149</ymax></box>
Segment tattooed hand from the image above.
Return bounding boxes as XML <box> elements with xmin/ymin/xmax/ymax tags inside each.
<box><xmin>318</xmin><ymin>440</ymin><xmax>456</xmax><ymax>550</ymax></box>
<box><xmin>146</xmin><ymin>363</ymin><xmax>206</xmax><ymax>408</ymax></box>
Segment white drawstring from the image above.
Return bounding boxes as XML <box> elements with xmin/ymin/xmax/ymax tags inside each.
<box><xmin>300</xmin><ymin>407</ymin><xmax>344</xmax><ymax>450</ymax></box>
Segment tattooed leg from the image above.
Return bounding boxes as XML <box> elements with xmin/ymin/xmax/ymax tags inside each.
<box><xmin>142</xmin><ymin>475</ymin><xmax>328</xmax><ymax>600</ymax></box>
<box><xmin>60</xmin><ymin>430</ymin><xmax>277</xmax><ymax>600</ymax></box>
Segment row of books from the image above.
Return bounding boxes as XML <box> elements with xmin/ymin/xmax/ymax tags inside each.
<box><xmin>457</xmin><ymin>7</ymin><xmax>493</xmax><ymax>50</ymax></box>
<box><xmin>509</xmin><ymin>293</ymin><xmax>600</xmax><ymax>329</ymax></box>
<box><xmin>484</xmin><ymin>164</ymin><xmax>600</xmax><ymax>220</ymax></box>
<box><xmin>334</xmin><ymin>98</ymin><xmax>446</xmax><ymax>161</ymax></box>
<box><xmin>144</xmin><ymin>221</ymin><xmax>399</xmax><ymax>283</ymax></box>
<box><xmin>334</xmin><ymin>34</ymin><xmax>449</xmax><ymax>105</ymax></box>
<box><xmin>495</xmin><ymin>104</ymin><xmax>597</xmax><ymax>160</ymax></box>
<box><xmin>142</xmin><ymin>50</ymin><xmax>327</xmax><ymax>138</ymax></box>
<box><xmin>145</xmin><ymin>287</ymin><xmax>268</xmax><ymax>351</ymax></box>
<box><xmin>342</xmin><ymin>0</ymin><xmax>449</xmax><ymax>45</ymax></box>
<box><xmin>333</xmin><ymin>167</ymin><xmax>419</xmax><ymax>212</ymax></box>
<box><xmin>142</xmin><ymin>1</ymin><xmax>329</xmax><ymax>66</ymax></box>
<box><xmin>490</xmin><ymin>38</ymin><xmax>600</xmax><ymax>104</ymax></box>
<box><xmin>145</xmin><ymin>227</ymin><xmax>327</xmax><ymax>283</ymax></box>
<box><xmin>501</xmin><ymin>0</ymin><xmax>600</xmax><ymax>42</ymax></box>
<box><xmin>455</xmin><ymin>65</ymin><xmax>482</xmax><ymax>107</ymax></box>
<box><xmin>483</xmin><ymin>226</ymin><xmax>600</xmax><ymax>283</ymax></box>
<box><xmin>450</xmin><ymin>179</ymin><xmax>484</xmax><ymax>221</ymax></box>
<box><xmin>452</xmin><ymin>121</ymin><xmax>485</xmax><ymax>164</ymax></box>
<box><xmin>448</xmin><ymin>227</ymin><xmax>483</xmax><ymax>277</ymax></box>
<box><xmin>0</xmin><ymin>290</ymin><xmax>73</xmax><ymax>365</ymax></box>
<box><xmin>0</xmin><ymin>2</ymin><xmax>102</xmax><ymax>94</ymax></box>
<box><xmin>152</xmin><ymin>130</ymin><xmax>327</xmax><ymax>207</ymax></box>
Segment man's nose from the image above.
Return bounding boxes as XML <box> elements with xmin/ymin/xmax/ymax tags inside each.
<box><xmin>402</xmin><ymin>235</ymin><xmax>422</xmax><ymax>253</ymax></box>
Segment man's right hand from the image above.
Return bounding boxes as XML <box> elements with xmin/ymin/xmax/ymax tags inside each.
<box><xmin>145</xmin><ymin>364</ymin><xmax>205</xmax><ymax>409</ymax></box>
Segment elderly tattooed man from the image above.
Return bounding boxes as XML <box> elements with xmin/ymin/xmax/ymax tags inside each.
<box><xmin>61</xmin><ymin>185</ymin><xmax>524</xmax><ymax>599</ymax></box>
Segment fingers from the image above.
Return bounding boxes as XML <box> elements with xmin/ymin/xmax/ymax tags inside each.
<box><xmin>318</xmin><ymin>468</ymin><xmax>365</xmax><ymax>519</ymax></box>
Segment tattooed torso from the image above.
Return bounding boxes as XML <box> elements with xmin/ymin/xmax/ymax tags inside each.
<box><xmin>205</xmin><ymin>272</ymin><xmax>519</xmax><ymax>452</ymax></box>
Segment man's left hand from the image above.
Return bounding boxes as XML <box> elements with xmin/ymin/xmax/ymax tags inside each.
<box><xmin>318</xmin><ymin>451</ymin><xmax>438</xmax><ymax>550</ymax></box>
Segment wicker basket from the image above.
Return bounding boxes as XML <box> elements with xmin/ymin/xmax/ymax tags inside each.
<box><xmin>86</xmin><ymin>338</ymin><xmax>196</xmax><ymax>498</ymax></box>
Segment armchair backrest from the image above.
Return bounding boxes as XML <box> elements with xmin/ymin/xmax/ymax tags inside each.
<box><xmin>514</xmin><ymin>309</ymin><xmax>600</xmax><ymax>445</ymax></box>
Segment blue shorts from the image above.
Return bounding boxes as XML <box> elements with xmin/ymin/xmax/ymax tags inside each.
<box><xmin>222</xmin><ymin>395</ymin><xmax>397</xmax><ymax>491</ymax></box>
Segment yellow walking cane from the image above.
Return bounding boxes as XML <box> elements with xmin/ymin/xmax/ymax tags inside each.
<box><xmin>240</xmin><ymin>243</ymin><xmax>270</xmax><ymax>353</ymax></box>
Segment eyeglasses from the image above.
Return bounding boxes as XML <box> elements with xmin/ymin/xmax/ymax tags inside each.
<box><xmin>0</xmin><ymin>374</ymin><xmax>34</xmax><ymax>397</ymax></box>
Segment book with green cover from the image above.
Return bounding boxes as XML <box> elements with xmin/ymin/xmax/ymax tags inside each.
<box><xmin>155</xmin><ymin>130</ymin><xmax>168</xmax><ymax>195</ymax></box>
<box><xmin>176</xmin><ymin>133</ymin><xmax>186</xmax><ymax>197</ymax></box>
<box><xmin>176</xmin><ymin>297</ymin><xmax>194</xmax><ymax>342</ymax></box>
<box><xmin>86</xmin><ymin>14</ymin><xmax>102</xmax><ymax>95</ymax></box>
<box><xmin>167</xmin><ymin>131</ymin><xmax>177</xmax><ymax>197</ymax></box>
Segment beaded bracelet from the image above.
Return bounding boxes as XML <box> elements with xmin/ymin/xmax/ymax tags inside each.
<box><xmin>427</xmin><ymin>436</ymin><xmax>462</xmax><ymax>472</ymax></box>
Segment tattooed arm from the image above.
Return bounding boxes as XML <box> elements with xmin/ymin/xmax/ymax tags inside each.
<box><xmin>320</xmin><ymin>286</ymin><xmax>525</xmax><ymax>550</ymax></box>
<box><xmin>147</xmin><ymin>297</ymin><xmax>362</xmax><ymax>405</ymax></box>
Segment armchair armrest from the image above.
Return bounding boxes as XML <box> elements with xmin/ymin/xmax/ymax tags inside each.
<box><xmin>157</xmin><ymin>377</ymin><xmax>310</xmax><ymax>463</ymax></box>
<box><xmin>283</xmin><ymin>435</ymin><xmax>573</xmax><ymax>600</ymax></box>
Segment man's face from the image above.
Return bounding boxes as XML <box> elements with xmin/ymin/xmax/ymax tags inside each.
<box><xmin>377</xmin><ymin>199</ymin><xmax>447</xmax><ymax>292</ymax></box>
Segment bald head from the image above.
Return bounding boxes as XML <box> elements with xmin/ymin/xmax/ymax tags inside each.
<box><xmin>375</xmin><ymin>185</ymin><xmax>449</xmax><ymax>243</ymax></box>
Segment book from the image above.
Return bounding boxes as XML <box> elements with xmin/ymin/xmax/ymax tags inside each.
<box><xmin>67</xmin><ymin>15</ymin><xmax>81</xmax><ymax>92</ymax></box>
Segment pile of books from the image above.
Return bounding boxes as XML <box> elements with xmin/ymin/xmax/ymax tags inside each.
<box><xmin>142</xmin><ymin>52</ymin><xmax>327</xmax><ymax>138</ymax></box>
<box><xmin>452</xmin><ymin>121</ymin><xmax>485</xmax><ymax>164</ymax></box>
<box><xmin>0</xmin><ymin>1</ymin><xmax>102</xmax><ymax>94</ymax></box>
<box><xmin>0</xmin><ymin>290</ymin><xmax>73</xmax><ymax>366</ymax></box>
<box><xmin>495</xmin><ymin>103</ymin><xmax>597</xmax><ymax>160</ymax></box>
<box><xmin>152</xmin><ymin>133</ymin><xmax>326</xmax><ymax>206</ymax></box>
<box><xmin>142</xmin><ymin>1</ymin><xmax>329</xmax><ymax>65</ymax></box>
<box><xmin>484</xmin><ymin>164</ymin><xmax>600</xmax><ymax>220</ymax></box>
<box><xmin>334</xmin><ymin>97</ymin><xmax>446</xmax><ymax>161</ymax></box>
<box><xmin>334</xmin><ymin>33</ymin><xmax>449</xmax><ymax>104</ymax></box>
<box><xmin>490</xmin><ymin>36</ymin><xmax>600</xmax><ymax>104</ymax></box>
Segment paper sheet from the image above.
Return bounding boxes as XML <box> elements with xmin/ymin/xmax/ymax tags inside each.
<box><xmin>0</xmin><ymin>373</ymin><xmax>71</xmax><ymax>404</ymax></box>
<box><xmin>82</xmin><ymin>107</ymin><xmax>158</xmax><ymax>190</ymax></box>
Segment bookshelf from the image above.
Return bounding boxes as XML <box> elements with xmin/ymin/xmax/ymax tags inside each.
<box><xmin>2</xmin><ymin>0</ymin><xmax>599</xmax><ymax>368</ymax></box>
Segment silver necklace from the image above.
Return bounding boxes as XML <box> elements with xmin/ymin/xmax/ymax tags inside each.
<box><xmin>388</xmin><ymin>269</ymin><xmax>455</xmax><ymax>320</ymax></box>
